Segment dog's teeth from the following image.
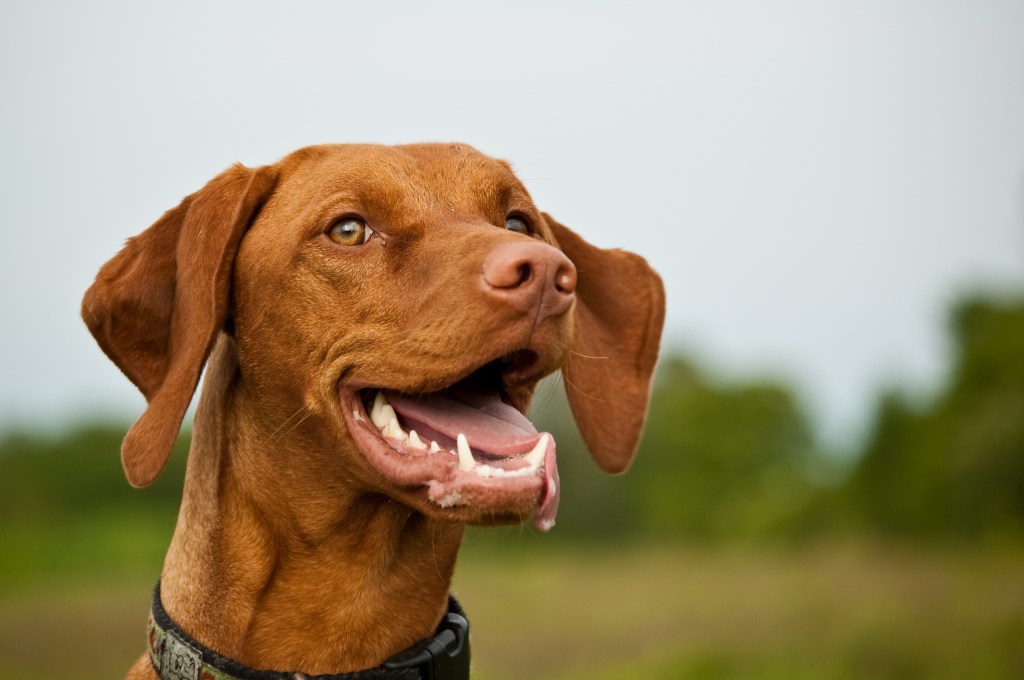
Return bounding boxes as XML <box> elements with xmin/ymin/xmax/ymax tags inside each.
<box><xmin>370</xmin><ymin>392</ymin><xmax>392</xmax><ymax>428</ymax></box>
<box><xmin>383</xmin><ymin>416</ymin><xmax>405</xmax><ymax>440</ymax></box>
<box><xmin>524</xmin><ymin>433</ymin><xmax>549</xmax><ymax>470</ymax></box>
<box><xmin>456</xmin><ymin>433</ymin><xmax>475</xmax><ymax>471</ymax></box>
<box><xmin>376</xmin><ymin>405</ymin><xmax>397</xmax><ymax>431</ymax></box>
<box><xmin>429</xmin><ymin>440</ymin><xmax>442</xmax><ymax>454</ymax></box>
<box><xmin>476</xmin><ymin>464</ymin><xmax>496</xmax><ymax>477</ymax></box>
<box><xmin>370</xmin><ymin>392</ymin><xmax>384</xmax><ymax>424</ymax></box>
<box><xmin>407</xmin><ymin>430</ymin><xmax>427</xmax><ymax>451</ymax></box>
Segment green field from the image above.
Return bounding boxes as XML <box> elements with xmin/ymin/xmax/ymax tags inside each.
<box><xmin>2</xmin><ymin>542</ymin><xmax>1022</xmax><ymax>680</ymax></box>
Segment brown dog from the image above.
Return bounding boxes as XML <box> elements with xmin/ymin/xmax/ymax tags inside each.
<box><xmin>83</xmin><ymin>143</ymin><xmax>664</xmax><ymax>679</ymax></box>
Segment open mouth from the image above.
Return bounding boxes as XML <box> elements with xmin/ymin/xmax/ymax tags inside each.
<box><xmin>341</xmin><ymin>353</ymin><xmax>560</xmax><ymax>532</ymax></box>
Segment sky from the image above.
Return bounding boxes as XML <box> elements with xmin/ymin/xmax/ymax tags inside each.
<box><xmin>2</xmin><ymin>0</ymin><xmax>1023</xmax><ymax>446</ymax></box>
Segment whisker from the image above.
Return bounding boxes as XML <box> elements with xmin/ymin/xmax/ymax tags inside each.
<box><xmin>266</xmin><ymin>406</ymin><xmax>310</xmax><ymax>441</ymax></box>
<box><xmin>270</xmin><ymin>407</ymin><xmax>315</xmax><ymax>444</ymax></box>
<box><xmin>531</xmin><ymin>375</ymin><xmax>561</xmax><ymax>416</ymax></box>
<box><xmin>430</xmin><ymin>522</ymin><xmax>443</xmax><ymax>583</ymax></box>
<box><xmin>559</xmin><ymin>371</ymin><xmax>602</xmax><ymax>402</ymax></box>
<box><xmin>568</xmin><ymin>350</ymin><xmax>608</xmax><ymax>360</ymax></box>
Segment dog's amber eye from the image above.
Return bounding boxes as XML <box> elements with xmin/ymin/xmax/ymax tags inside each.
<box><xmin>505</xmin><ymin>216</ymin><xmax>529</xmax><ymax>235</ymax></box>
<box><xmin>328</xmin><ymin>217</ymin><xmax>372</xmax><ymax>246</ymax></box>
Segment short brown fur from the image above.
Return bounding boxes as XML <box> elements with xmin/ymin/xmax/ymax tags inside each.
<box><xmin>82</xmin><ymin>143</ymin><xmax>665</xmax><ymax>678</ymax></box>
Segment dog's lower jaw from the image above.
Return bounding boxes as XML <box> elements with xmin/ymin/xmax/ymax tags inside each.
<box><xmin>151</xmin><ymin>337</ymin><xmax>464</xmax><ymax>676</ymax></box>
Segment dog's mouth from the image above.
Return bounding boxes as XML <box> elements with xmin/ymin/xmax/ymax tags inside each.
<box><xmin>340</xmin><ymin>353</ymin><xmax>560</xmax><ymax>532</ymax></box>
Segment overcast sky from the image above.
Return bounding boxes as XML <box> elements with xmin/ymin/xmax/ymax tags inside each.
<box><xmin>2</xmin><ymin>0</ymin><xmax>1023</xmax><ymax>446</ymax></box>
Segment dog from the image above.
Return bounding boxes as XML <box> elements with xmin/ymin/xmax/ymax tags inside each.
<box><xmin>83</xmin><ymin>143</ymin><xmax>664</xmax><ymax>679</ymax></box>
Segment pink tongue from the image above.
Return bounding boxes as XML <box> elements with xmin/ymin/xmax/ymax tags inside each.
<box><xmin>385</xmin><ymin>390</ymin><xmax>540</xmax><ymax>455</ymax></box>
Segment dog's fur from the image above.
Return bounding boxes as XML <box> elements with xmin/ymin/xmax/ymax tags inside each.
<box><xmin>82</xmin><ymin>143</ymin><xmax>664</xmax><ymax>678</ymax></box>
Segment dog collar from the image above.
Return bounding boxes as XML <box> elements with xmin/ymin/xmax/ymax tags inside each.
<box><xmin>148</xmin><ymin>582</ymin><xmax>470</xmax><ymax>680</ymax></box>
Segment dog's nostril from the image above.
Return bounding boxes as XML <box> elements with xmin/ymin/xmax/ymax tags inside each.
<box><xmin>482</xmin><ymin>243</ymin><xmax>575</xmax><ymax>307</ymax></box>
<box><xmin>515</xmin><ymin>263</ymin><xmax>532</xmax><ymax>288</ymax></box>
<box><xmin>554</xmin><ymin>263</ymin><xmax>576</xmax><ymax>295</ymax></box>
<box><xmin>483</xmin><ymin>255</ymin><xmax>535</xmax><ymax>290</ymax></box>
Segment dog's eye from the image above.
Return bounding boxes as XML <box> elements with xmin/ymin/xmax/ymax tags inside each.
<box><xmin>328</xmin><ymin>217</ymin><xmax>372</xmax><ymax>246</ymax></box>
<box><xmin>505</xmin><ymin>216</ymin><xmax>530</xmax><ymax>235</ymax></box>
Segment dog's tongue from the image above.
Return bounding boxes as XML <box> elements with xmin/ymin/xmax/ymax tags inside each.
<box><xmin>385</xmin><ymin>389</ymin><xmax>539</xmax><ymax>455</ymax></box>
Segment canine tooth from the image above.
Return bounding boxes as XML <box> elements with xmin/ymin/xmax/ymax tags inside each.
<box><xmin>370</xmin><ymin>392</ymin><xmax>384</xmax><ymax>423</ymax></box>
<box><xmin>376</xmin><ymin>405</ymin><xmax>397</xmax><ymax>431</ymax></box>
<box><xmin>524</xmin><ymin>434</ymin><xmax>549</xmax><ymax>470</ymax></box>
<box><xmin>383</xmin><ymin>416</ymin><xmax>405</xmax><ymax>440</ymax></box>
<box><xmin>406</xmin><ymin>430</ymin><xmax>427</xmax><ymax>450</ymax></box>
<box><xmin>429</xmin><ymin>440</ymin><xmax>442</xmax><ymax>454</ymax></box>
<box><xmin>370</xmin><ymin>392</ymin><xmax>392</xmax><ymax>428</ymax></box>
<box><xmin>456</xmin><ymin>433</ymin><xmax>475</xmax><ymax>471</ymax></box>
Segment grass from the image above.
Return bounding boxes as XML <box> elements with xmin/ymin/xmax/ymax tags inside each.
<box><xmin>2</xmin><ymin>540</ymin><xmax>1023</xmax><ymax>679</ymax></box>
<box><xmin>456</xmin><ymin>541</ymin><xmax>1024</xmax><ymax>680</ymax></box>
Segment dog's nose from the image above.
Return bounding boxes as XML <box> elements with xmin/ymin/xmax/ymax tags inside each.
<box><xmin>482</xmin><ymin>241</ymin><xmax>577</xmax><ymax>316</ymax></box>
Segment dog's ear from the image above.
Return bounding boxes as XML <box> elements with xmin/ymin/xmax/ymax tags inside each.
<box><xmin>82</xmin><ymin>164</ymin><xmax>277</xmax><ymax>487</ymax></box>
<box><xmin>543</xmin><ymin>214</ymin><xmax>665</xmax><ymax>474</ymax></box>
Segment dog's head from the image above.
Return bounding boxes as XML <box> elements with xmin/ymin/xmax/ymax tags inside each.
<box><xmin>82</xmin><ymin>143</ymin><xmax>664</xmax><ymax>531</ymax></box>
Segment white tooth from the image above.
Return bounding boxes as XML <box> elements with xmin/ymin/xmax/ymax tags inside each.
<box><xmin>456</xmin><ymin>433</ymin><xmax>475</xmax><ymax>471</ymax></box>
<box><xmin>524</xmin><ymin>434</ymin><xmax>549</xmax><ymax>470</ymax></box>
<box><xmin>370</xmin><ymin>392</ymin><xmax>391</xmax><ymax>428</ymax></box>
<box><xmin>475</xmin><ymin>464</ymin><xmax>531</xmax><ymax>478</ymax></box>
<box><xmin>377</xmin><ymin>405</ymin><xmax>397</xmax><ymax>430</ymax></box>
<box><xmin>353</xmin><ymin>409</ymin><xmax>363</xmax><ymax>422</ymax></box>
<box><xmin>407</xmin><ymin>430</ymin><xmax>427</xmax><ymax>451</ymax></box>
<box><xmin>429</xmin><ymin>440</ymin><xmax>442</xmax><ymax>454</ymax></box>
<box><xmin>370</xmin><ymin>392</ymin><xmax>383</xmax><ymax>423</ymax></box>
<box><xmin>383</xmin><ymin>416</ymin><xmax>405</xmax><ymax>440</ymax></box>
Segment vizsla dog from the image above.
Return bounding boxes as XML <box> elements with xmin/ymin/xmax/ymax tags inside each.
<box><xmin>83</xmin><ymin>143</ymin><xmax>664</xmax><ymax>679</ymax></box>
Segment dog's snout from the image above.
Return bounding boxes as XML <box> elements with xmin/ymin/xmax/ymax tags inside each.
<box><xmin>482</xmin><ymin>241</ymin><xmax>576</xmax><ymax>316</ymax></box>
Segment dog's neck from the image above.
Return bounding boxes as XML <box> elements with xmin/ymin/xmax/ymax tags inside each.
<box><xmin>158</xmin><ymin>337</ymin><xmax>464</xmax><ymax>674</ymax></box>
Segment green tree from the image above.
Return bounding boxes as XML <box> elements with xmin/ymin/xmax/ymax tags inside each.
<box><xmin>846</xmin><ymin>295</ymin><xmax>1024</xmax><ymax>539</ymax></box>
<box><xmin>629</xmin><ymin>357</ymin><xmax>819</xmax><ymax>540</ymax></box>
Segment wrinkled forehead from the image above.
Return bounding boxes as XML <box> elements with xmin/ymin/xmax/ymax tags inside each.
<box><xmin>272</xmin><ymin>143</ymin><xmax>533</xmax><ymax>221</ymax></box>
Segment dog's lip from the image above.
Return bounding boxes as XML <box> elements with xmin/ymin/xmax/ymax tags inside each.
<box><xmin>338</xmin><ymin>384</ymin><xmax>560</xmax><ymax>532</ymax></box>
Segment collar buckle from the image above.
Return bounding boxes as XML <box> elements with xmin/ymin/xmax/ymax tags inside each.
<box><xmin>383</xmin><ymin>609</ymin><xmax>470</xmax><ymax>680</ymax></box>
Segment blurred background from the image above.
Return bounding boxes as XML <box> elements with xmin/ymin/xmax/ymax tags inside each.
<box><xmin>2</xmin><ymin>1</ymin><xmax>1023</xmax><ymax>678</ymax></box>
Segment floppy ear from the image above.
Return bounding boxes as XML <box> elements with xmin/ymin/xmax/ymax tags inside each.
<box><xmin>544</xmin><ymin>214</ymin><xmax>665</xmax><ymax>474</ymax></box>
<box><xmin>82</xmin><ymin>164</ymin><xmax>277</xmax><ymax>487</ymax></box>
